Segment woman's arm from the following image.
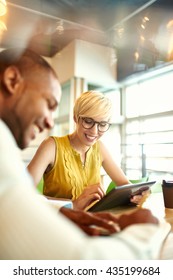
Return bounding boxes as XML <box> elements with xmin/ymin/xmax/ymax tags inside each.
<box><xmin>27</xmin><ymin>137</ymin><xmax>56</xmax><ymax>186</ymax></box>
<box><xmin>99</xmin><ymin>140</ymin><xmax>130</xmax><ymax>186</ymax></box>
<box><xmin>99</xmin><ymin>140</ymin><xmax>150</xmax><ymax>204</ymax></box>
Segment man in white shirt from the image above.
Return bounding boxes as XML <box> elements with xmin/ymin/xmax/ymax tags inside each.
<box><xmin>0</xmin><ymin>48</ymin><xmax>169</xmax><ymax>259</ymax></box>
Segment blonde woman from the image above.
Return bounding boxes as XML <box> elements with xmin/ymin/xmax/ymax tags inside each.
<box><xmin>28</xmin><ymin>91</ymin><xmax>141</xmax><ymax>210</ymax></box>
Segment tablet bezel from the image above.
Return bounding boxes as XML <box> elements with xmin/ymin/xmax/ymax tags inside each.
<box><xmin>88</xmin><ymin>181</ymin><xmax>156</xmax><ymax>212</ymax></box>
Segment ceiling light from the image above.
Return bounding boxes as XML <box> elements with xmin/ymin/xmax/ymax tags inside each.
<box><xmin>56</xmin><ymin>20</ymin><xmax>64</xmax><ymax>35</ymax></box>
<box><xmin>0</xmin><ymin>0</ymin><xmax>7</xmax><ymax>16</ymax></box>
<box><xmin>134</xmin><ymin>51</ymin><xmax>139</xmax><ymax>61</ymax></box>
<box><xmin>144</xmin><ymin>16</ymin><xmax>149</xmax><ymax>22</ymax></box>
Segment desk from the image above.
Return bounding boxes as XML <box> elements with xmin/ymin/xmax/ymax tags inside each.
<box><xmin>46</xmin><ymin>192</ymin><xmax>173</xmax><ymax>259</ymax></box>
<box><xmin>108</xmin><ymin>192</ymin><xmax>173</xmax><ymax>260</ymax></box>
<box><xmin>142</xmin><ymin>192</ymin><xmax>173</xmax><ymax>260</ymax></box>
<box><xmin>141</xmin><ymin>192</ymin><xmax>173</xmax><ymax>231</ymax></box>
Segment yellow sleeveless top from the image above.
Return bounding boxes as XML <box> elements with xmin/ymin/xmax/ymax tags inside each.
<box><xmin>43</xmin><ymin>135</ymin><xmax>102</xmax><ymax>200</ymax></box>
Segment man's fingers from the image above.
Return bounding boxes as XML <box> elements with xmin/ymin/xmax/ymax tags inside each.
<box><xmin>83</xmin><ymin>215</ymin><xmax>119</xmax><ymax>234</ymax></box>
<box><xmin>79</xmin><ymin>223</ymin><xmax>119</xmax><ymax>236</ymax></box>
<box><xmin>94</xmin><ymin>212</ymin><xmax>118</xmax><ymax>223</ymax></box>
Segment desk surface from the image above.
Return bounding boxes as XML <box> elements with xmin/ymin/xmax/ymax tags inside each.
<box><xmin>142</xmin><ymin>192</ymin><xmax>173</xmax><ymax>260</ymax></box>
<box><xmin>142</xmin><ymin>192</ymin><xmax>173</xmax><ymax>230</ymax></box>
<box><xmin>47</xmin><ymin>191</ymin><xmax>173</xmax><ymax>259</ymax></box>
<box><xmin>108</xmin><ymin>192</ymin><xmax>173</xmax><ymax>260</ymax></box>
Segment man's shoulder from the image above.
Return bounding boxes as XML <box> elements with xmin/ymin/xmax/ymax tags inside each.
<box><xmin>0</xmin><ymin>119</ymin><xmax>34</xmax><ymax>192</ymax></box>
<box><xmin>0</xmin><ymin>120</ymin><xmax>16</xmax><ymax>148</ymax></box>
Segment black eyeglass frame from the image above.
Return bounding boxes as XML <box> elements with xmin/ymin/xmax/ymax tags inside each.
<box><xmin>80</xmin><ymin>117</ymin><xmax>111</xmax><ymax>132</ymax></box>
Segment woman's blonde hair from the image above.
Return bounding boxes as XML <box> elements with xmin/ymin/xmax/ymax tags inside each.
<box><xmin>73</xmin><ymin>91</ymin><xmax>112</xmax><ymax>121</ymax></box>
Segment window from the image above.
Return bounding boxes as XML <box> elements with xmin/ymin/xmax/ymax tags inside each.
<box><xmin>51</xmin><ymin>82</ymin><xmax>71</xmax><ymax>136</ymax></box>
<box><xmin>123</xmin><ymin>67</ymin><xmax>173</xmax><ymax>180</ymax></box>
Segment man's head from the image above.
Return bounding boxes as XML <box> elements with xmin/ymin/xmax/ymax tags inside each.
<box><xmin>0</xmin><ymin>48</ymin><xmax>61</xmax><ymax>149</ymax></box>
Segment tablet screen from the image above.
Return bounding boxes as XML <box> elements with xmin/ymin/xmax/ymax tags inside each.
<box><xmin>87</xmin><ymin>181</ymin><xmax>156</xmax><ymax>212</ymax></box>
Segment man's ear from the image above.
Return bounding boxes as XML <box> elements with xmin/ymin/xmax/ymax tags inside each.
<box><xmin>2</xmin><ymin>66</ymin><xmax>23</xmax><ymax>95</ymax></box>
<box><xmin>73</xmin><ymin>115</ymin><xmax>77</xmax><ymax>123</ymax></box>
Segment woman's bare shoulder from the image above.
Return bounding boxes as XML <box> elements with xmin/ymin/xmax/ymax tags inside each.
<box><xmin>38</xmin><ymin>136</ymin><xmax>56</xmax><ymax>152</ymax></box>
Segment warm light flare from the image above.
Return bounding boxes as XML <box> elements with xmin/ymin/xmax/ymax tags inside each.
<box><xmin>166</xmin><ymin>19</ymin><xmax>173</xmax><ymax>60</ymax></box>
<box><xmin>167</xmin><ymin>20</ymin><xmax>173</xmax><ymax>29</ymax></box>
<box><xmin>0</xmin><ymin>19</ymin><xmax>6</xmax><ymax>31</ymax></box>
<box><xmin>140</xmin><ymin>35</ymin><xmax>145</xmax><ymax>41</ymax></box>
<box><xmin>0</xmin><ymin>0</ymin><xmax>6</xmax><ymax>16</ymax></box>
<box><xmin>134</xmin><ymin>51</ymin><xmax>139</xmax><ymax>62</ymax></box>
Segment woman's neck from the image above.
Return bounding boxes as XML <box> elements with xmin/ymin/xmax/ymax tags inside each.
<box><xmin>68</xmin><ymin>132</ymin><xmax>89</xmax><ymax>154</ymax></box>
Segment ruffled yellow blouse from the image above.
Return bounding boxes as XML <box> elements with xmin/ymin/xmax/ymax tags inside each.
<box><xmin>43</xmin><ymin>135</ymin><xmax>102</xmax><ymax>200</ymax></box>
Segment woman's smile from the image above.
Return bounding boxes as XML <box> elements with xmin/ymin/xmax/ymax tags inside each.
<box><xmin>84</xmin><ymin>133</ymin><xmax>98</xmax><ymax>142</ymax></box>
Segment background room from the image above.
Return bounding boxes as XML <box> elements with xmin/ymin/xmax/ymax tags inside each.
<box><xmin>1</xmin><ymin>0</ymin><xmax>173</xmax><ymax>191</ymax></box>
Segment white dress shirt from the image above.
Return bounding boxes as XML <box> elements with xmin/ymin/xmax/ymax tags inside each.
<box><xmin>0</xmin><ymin>120</ymin><xmax>170</xmax><ymax>260</ymax></box>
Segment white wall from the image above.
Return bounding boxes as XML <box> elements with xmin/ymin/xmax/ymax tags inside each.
<box><xmin>52</xmin><ymin>39</ymin><xmax>117</xmax><ymax>87</ymax></box>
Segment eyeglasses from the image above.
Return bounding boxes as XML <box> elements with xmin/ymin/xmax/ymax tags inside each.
<box><xmin>81</xmin><ymin>117</ymin><xmax>111</xmax><ymax>132</ymax></box>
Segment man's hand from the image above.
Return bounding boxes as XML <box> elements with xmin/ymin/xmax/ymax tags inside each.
<box><xmin>60</xmin><ymin>207</ymin><xmax>119</xmax><ymax>236</ymax></box>
<box><xmin>60</xmin><ymin>207</ymin><xmax>158</xmax><ymax>236</ymax></box>
<box><xmin>118</xmin><ymin>208</ymin><xmax>159</xmax><ymax>230</ymax></box>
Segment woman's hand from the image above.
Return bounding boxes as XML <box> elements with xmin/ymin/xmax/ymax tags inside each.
<box><xmin>73</xmin><ymin>183</ymin><xmax>105</xmax><ymax>210</ymax></box>
<box><xmin>130</xmin><ymin>188</ymin><xmax>151</xmax><ymax>205</ymax></box>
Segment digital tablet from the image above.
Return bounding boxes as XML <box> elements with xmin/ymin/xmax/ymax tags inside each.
<box><xmin>87</xmin><ymin>181</ymin><xmax>156</xmax><ymax>212</ymax></box>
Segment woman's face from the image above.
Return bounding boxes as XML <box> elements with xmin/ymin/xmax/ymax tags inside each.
<box><xmin>75</xmin><ymin>116</ymin><xmax>110</xmax><ymax>147</ymax></box>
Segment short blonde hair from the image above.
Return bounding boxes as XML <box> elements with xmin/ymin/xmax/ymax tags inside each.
<box><xmin>73</xmin><ymin>91</ymin><xmax>112</xmax><ymax>121</ymax></box>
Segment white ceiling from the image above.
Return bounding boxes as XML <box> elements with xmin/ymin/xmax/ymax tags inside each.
<box><xmin>1</xmin><ymin>0</ymin><xmax>163</xmax><ymax>56</ymax></box>
<box><xmin>1</xmin><ymin>0</ymin><xmax>173</xmax><ymax>80</ymax></box>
